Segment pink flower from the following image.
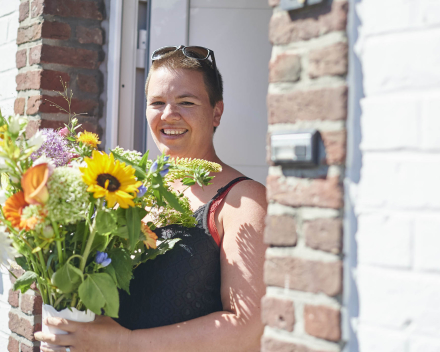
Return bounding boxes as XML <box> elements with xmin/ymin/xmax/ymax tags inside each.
<box><xmin>58</xmin><ymin>127</ymin><xmax>69</xmax><ymax>137</ymax></box>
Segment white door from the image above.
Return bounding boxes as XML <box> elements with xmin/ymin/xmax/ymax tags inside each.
<box><xmin>147</xmin><ymin>0</ymin><xmax>272</xmax><ymax>185</ymax></box>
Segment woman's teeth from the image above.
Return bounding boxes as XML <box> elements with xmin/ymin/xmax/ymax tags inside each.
<box><xmin>163</xmin><ymin>129</ymin><xmax>186</xmax><ymax>135</ymax></box>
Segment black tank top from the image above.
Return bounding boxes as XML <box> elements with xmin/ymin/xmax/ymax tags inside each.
<box><xmin>116</xmin><ymin>177</ymin><xmax>250</xmax><ymax>330</ymax></box>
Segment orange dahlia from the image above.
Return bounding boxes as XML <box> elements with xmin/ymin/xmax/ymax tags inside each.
<box><xmin>141</xmin><ymin>222</ymin><xmax>158</xmax><ymax>249</ymax></box>
<box><xmin>3</xmin><ymin>192</ymin><xmax>30</xmax><ymax>230</ymax></box>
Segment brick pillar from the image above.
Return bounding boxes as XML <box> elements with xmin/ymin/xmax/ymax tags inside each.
<box><xmin>15</xmin><ymin>0</ymin><xmax>105</xmax><ymax>137</ymax></box>
<box><xmin>262</xmin><ymin>1</ymin><xmax>348</xmax><ymax>351</ymax></box>
<box><xmin>8</xmin><ymin>263</ymin><xmax>42</xmax><ymax>352</ymax></box>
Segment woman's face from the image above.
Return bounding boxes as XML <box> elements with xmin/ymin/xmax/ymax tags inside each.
<box><xmin>146</xmin><ymin>67</ymin><xmax>223</xmax><ymax>159</ymax></box>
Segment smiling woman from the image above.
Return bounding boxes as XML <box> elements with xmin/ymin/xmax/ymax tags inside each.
<box><xmin>36</xmin><ymin>47</ymin><xmax>267</xmax><ymax>352</ymax></box>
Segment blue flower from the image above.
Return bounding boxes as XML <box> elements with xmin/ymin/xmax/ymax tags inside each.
<box><xmin>95</xmin><ymin>251</ymin><xmax>111</xmax><ymax>267</ymax></box>
<box><xmin>137</xmin><ymin>185</ymin><xmax>147</xmax><ymax>198</ymax></box>
<box><xmin>164</xmin><ymin>156</ymin><xmax>170</xmax><ymax>161</ymax></box>
<box><xmin>150</xmin><ymin>160</ymin><xmax>158</xmax><ymax>173</ymax></box>
<box><xmin>159</xmin><ymin>163</ymin><xmax>171</xmax><ymax>177</ymax></box>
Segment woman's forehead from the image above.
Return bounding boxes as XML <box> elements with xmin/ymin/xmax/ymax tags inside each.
<box><xmin>148</xmin><ymin>67</ymin><xmax>205</xmax><ymax>94</ymax></box>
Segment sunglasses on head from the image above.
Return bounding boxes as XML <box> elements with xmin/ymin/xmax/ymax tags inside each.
<box><xmin>151</xmin><ymin>45</ymin><xmax>220</xmax><ymax>88</ymax></box>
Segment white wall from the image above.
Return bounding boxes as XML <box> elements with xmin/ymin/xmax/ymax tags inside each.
<box><xmin>0</xmin><ymin>1</ymin><xmax>19</xmax><ymax>348</ymax></box>
<box><xmin>352</xmin><ymin>0</ymin><xmax>440</xmax><ymax>350</ymax></box>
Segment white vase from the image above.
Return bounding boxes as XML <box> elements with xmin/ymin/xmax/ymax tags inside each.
<box><xmin>41</xmin><ymin>304</ymin><xmax>95</xmax><ymax>348</ymax></box>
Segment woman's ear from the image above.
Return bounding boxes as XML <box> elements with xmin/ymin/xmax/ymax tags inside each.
<box><xmin>213</xmin><ymin>101</ymin><xmax>224</xmax><ymax>127</ymax></box>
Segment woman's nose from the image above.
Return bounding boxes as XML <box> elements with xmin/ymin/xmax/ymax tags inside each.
<box><xmin>161</xmin><ymin>104</ymin><xmax>181</xmax><ymax>121</ymax></box>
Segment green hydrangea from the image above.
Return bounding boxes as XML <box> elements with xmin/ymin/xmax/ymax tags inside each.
<box><xmin>111</xmin><ymin>146</ymin><xmax>142</xmax><ymax>164</ymax></box>
<box><xmin>167</xmin><ymin>157</ymin><xmax>222</xmax><ymax>182</ymax></box>
<box><xmin>20</xmin><ymin>204</ymin><xmax>48</xmax><ymax>232</ymax></box>
<box><xmin>46</xmin><ymin>167</ymin><xmax>90</xmax><ymax>224</ymax></box>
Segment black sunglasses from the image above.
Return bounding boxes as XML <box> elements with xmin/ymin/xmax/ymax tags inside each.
<box><xmin>151</xmin><ymin>45</ymin><xmax>220</xmax><ymax>88</ymax></box>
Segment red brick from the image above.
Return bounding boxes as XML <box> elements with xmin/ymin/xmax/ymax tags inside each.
<box><xmin>40</xmin><ymin>120</ymin><xmax>99</xmax><ymax>135</ymax></box>
<box><xmin>304</xmin><ymin>218</ymin><xmax>342</xmax><ymax>254</ymax></box>
<box><xmin>32</xmin><ymin>0</ymin><xmax>104</xmax><ymax>20</ymax></box>
<box><xmin>264</xmin><ymin>256</ymin><xmax>342</xmax><ymax>296</ymax></box>
<box><xmin>14</xmin><ymin>98</ymin><xmax>26</xmax><ymax>115</ymax></box>
<box><xmin>22</xmin><ymin>344</ymin><xmax>40</xmax><ymax>352</ymax></box>
<box><xmin>268</xmin><ymin>0</ymin><xmax>280</xmax><ymax>7</ymax></box>
<box><xmin>26</xmin><ymin>119</ymin><xmax>41</xmax><ymax>139</ymax></box>
<box><xmin>269</xmin><ymin>53</ymin><xmax>301</xmax><ymax>83</ymax></box>
<box><xmin>267</xmin><ymin>175</ymin><xmax>343</xmax><ymax>209</ymax></box>
<box><xmin>76</xmin><ymin>25</ymin><xmax>103</xmax><ymax>45</ymax></box>
<box><xmin>7</xmin><ymin>335</ymin><xmax>19</xmax><ymax>352</ymax></box>
<box><xmin>42</xmin><ymin>21</ymin><xmax>71</xmax><ymax>40</ymax></box>
<box><xmin>261</xmin><ymin>336</ymin><xmax>327</xmax><ymax>352</ymax></box>
<box><xmin>269</xmin><ymin>1</ymin><xmax>348</xmax><ymax>44</ymax></box>
<box><xmin>9</xmin><ymin>263</ymin><xmax>25</xmax><ymax>285</ymax></box>
<box><xmin>19</xmin><ymin>1</ymin><xmax>30</xmax><ymax>22</ymax></box>
<box><xmin>21</xmin><ymin>293</ymin><xmax>43</xmax><ymax>315</ymax></box>
<box><xmin>8</xmin><ymin>289</ymin><xmax>19</xmax><ymax>307</ymax></box>
<box><xmin>309</xmin><ymin>42</ymin><xmax>348</xmax><ymax>78</ymax></box>
<box><xmin>304</xmin><ymin>305</ymin><xmax>341</xmax><ymax>341</ymax></box>
<box><xmin>267</xmin><ymin>86</ymin><xmax>347</xmax><ymax>124</ymax></box>
<box><xmin>16</xmin><ymin>71</ymin><xmax>40</xmax><ymax>90</ymax></box>
<box><xmin>17</xmin><ymin>22</ymin><xmax>42</xmax><ymax>45</ymax></box>
<box><xmin>26</xmin><ymin>95</ymin><xmax>42</xmax><ymax>115</ymax></box>
<box><xmin>40</xmin><ymin>70</ymin><xmax>70</xmax><ymax>91</ymax></box>
<box><xmin>16</xmin><ymin>49</ymin><xmax>27</xmax><ymax>69</ymax></box>
<box><xmin>264</xmin><ymin>215</ymin><xmax>297</xmax><ymax>246</ymax></box>
<box><xmin>29</xmin><ymin>45</ymin><xmax>41</xmax><ymax>66</ymax></box>
<box><xmin>20</xmin><ymin>344</ymin><xmax>40</xmax><ymax>352</ymax></box>
<box><xmin>77</xmin><ymin>73</ymin><xmax>99</xmax><ymax>93</ymax></box>
<box><xmin>29</xmin><ymin>45</ymin><xmax>99</xmax><ymax>69</ymax></box>
<box><xmin>321</xmin><ymin>130</ymin><xmax>347</xmax><ymax>165</ymax></box>
<box><xmin>8</xmin><ymin>312</ymin><xmax>41</xmax><ymax>341</ymax></box>
<box><xmin>261</xmin><ymin>296</ymin><xmax>295</xmax><ymax>331</ymax></box>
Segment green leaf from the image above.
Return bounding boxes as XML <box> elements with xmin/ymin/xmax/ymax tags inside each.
<box><xmin>181</xmin><ymin>178</ymin><xmax>196</xmax><ymax>186</ymax></box>
<box><xmin>159</xmin><ymin>186</ymin><xmax>184</xmax><ymax>212</ymax></box>
<box><xmin>96</xmin><ymin>211</ymin><xmax>117</xmax><ymax>234</ymax></box>
<box><xmin>126</xmin><ymin>207</ymin><xmax>141</xmax><ymax>251</ymax></box>
<box><xmin>78</xmin><ymin>273</ymin><xmax>119</xmax><ymax>318</ymax></box>
<box><xmin>104</xmin><ymin>264</ymin><xmax>118</xmax><ymax>285</ymax></box>
<box><xmin>112</xmin><ymin>152</ymin><xmax>148</xmax><ymax>181</ymax></box>
<box><xmin>15</xmin><ymin>256</ymin><xmax>29</xmax><ymax>271</ymax></box>
<box><xmin>116</xmin><ymin>207</ymin><xmax>126</xmax><ymax>226</ymax></box>
<box><xmin>13</xmin><ymin>271</ymin><xmax>38</xmax><ymax>293</ymax></box>
<box><xmin>108</xmin><ymin>248</ymin><xmax>133</xmax><ymax>294</ymax></box>
<box><xmin>113</xmin><ymin>226</ymin><xmax>128</xmax><ymax>239</ymax></box>
<box><xmin>140</xmin><ymin>238</ymin><xmax>181</xmax><ymax>263</ymax></box>
<box><xmin>139</xmin><ymin>150</ymin><xmax>149</xmax><ymax>170</ymax></box>
<box><xmin>71</xmin><ymin>221</ymin><xmax>86</xmax><ymax>242</ymax></box>
<box><xmin>90</xmin><ymin>233</ymin><xmax>108</xmax><ymax>253</ymax></box>
<box><xmin>52</xmin><ymin>263</ymin><xmax>83</xmax><ymax>294</ymax></box>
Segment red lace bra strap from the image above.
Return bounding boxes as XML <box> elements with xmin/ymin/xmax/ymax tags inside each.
<box><xmin>208</xmin><ymin>177</ymin><xmax>250</xmax><ymax>247</ymax></box>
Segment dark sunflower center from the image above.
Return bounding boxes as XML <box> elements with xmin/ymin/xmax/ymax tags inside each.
<box><xmin>97</xmin><ymin>173</ymin><xmax>121</xmax><ymax>192</ymax></box>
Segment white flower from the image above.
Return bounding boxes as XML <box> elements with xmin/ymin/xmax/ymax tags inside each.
<box><xmin>28</xmin><ymin>130</ymin><xmax>46</xmax><ymax>149</ymax></box>
<box><xmin>68</xmin><ymin>160</ymin><xmax>87</xmax><ymax>169</ymax></box>
<box><xmin>8</xmin><ymin>115</ymin><xmax>26</xmax><ymax>135</ymax></box>
<box><xmin>0</xmin><ymin>157</ymin><xmax>7</xmax><ymax>171</ymax></box>
<box><xmin>0</xmin><ymin>226</ymin><xmax>16</xmax><ymax>266</ymax></box>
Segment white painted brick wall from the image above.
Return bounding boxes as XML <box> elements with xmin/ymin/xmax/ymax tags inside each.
<box><xmin>353</xmin><ymin>0</ymin><xmax>440</xmax><ymax>350</ymax></box>
<box><xmin>0</xmin><ymin>0</ymin><xmax>19</xmax><ymax>347</ymax></box>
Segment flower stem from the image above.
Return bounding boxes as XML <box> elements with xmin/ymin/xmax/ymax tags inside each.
<box><xmin>50</xmin><ymin>219</ymin><xmax>64</xmax><ymax>266</ymax></box>
<box><xmin>80</xmin><ymin>200</ymin><xmax>100</xmax><ymax>272</ymax></box>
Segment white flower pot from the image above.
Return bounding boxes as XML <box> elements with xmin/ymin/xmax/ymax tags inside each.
<box><xmin>41</xmin><ymin>304</ymin><xmax>95</xmax><ymax>348</ymax></box>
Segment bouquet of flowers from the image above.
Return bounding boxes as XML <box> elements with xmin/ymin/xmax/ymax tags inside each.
<box><xmin>0</xmin><ymin>110</ymin><xmax>221</xmax><ymax>327</ymax></box>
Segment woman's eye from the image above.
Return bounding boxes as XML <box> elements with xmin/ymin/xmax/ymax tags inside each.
<box><xmin>180</xmin><ymin>102</ymin><xmax>194</xmax><ymax>106</ymax></box>
<box><xmin>150</xmin><ymin>101</ymin><xmax>164</xmax><ymax>106</ymax></box>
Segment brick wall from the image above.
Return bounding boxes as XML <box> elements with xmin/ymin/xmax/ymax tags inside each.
<box><xmin>262</xmin><ymin>1</ymin><xmax>348</xmax><ymax>351</ymax></box>
<box><xmin>354</xmin><ymin>0</ymin><xmax>440</xmax><ymax>350</ymax></box>
<box><xmin>15</xmin><ymin>0</ymin><xmax>106</xmax><ymax>138</ymax></box>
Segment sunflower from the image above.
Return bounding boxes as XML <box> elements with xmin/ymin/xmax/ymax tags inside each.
<box><xmin>77</xmin><ymin>131</ymin><xmax>101</xmax><ymax>149</ymax></box>
<box><xmin>80</xmin><ymin>150</ymin><xmax>142</xmax><ymax>208</ymax></box>
<box><xmin>3</xmin><ymin>191</ymin><xmax>31</xmax><ymax>230</ymax></box>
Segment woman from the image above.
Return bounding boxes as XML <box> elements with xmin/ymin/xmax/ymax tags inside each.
<box><xmin>36</xmin><ymin>46</ymin><xmax>267</xmax><ymax>352</ymax></box>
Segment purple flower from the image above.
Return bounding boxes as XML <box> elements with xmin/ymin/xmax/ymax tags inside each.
<box><xmin>137</xmin><ymin>185</ymin><xmax>147</xmax><ymax>198</ymax></box>
<box><xmin>95</xmin><ymin>251</ymin><xmax>111</xmax><ymax>267</ymax></box>
<box><xmin>150</xmin><ymin>160</ymin><xmax>158</xmax><ymax>173</ymax></box>
<box><xmin>164</xmin><ymin>156</ymin><xmax>169</xmax><ymax>161</ymax></box>
<box><xmin>31</xmin><ymin>129</ymin><xmax>72</xmax><ymax>167</ymax></box>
